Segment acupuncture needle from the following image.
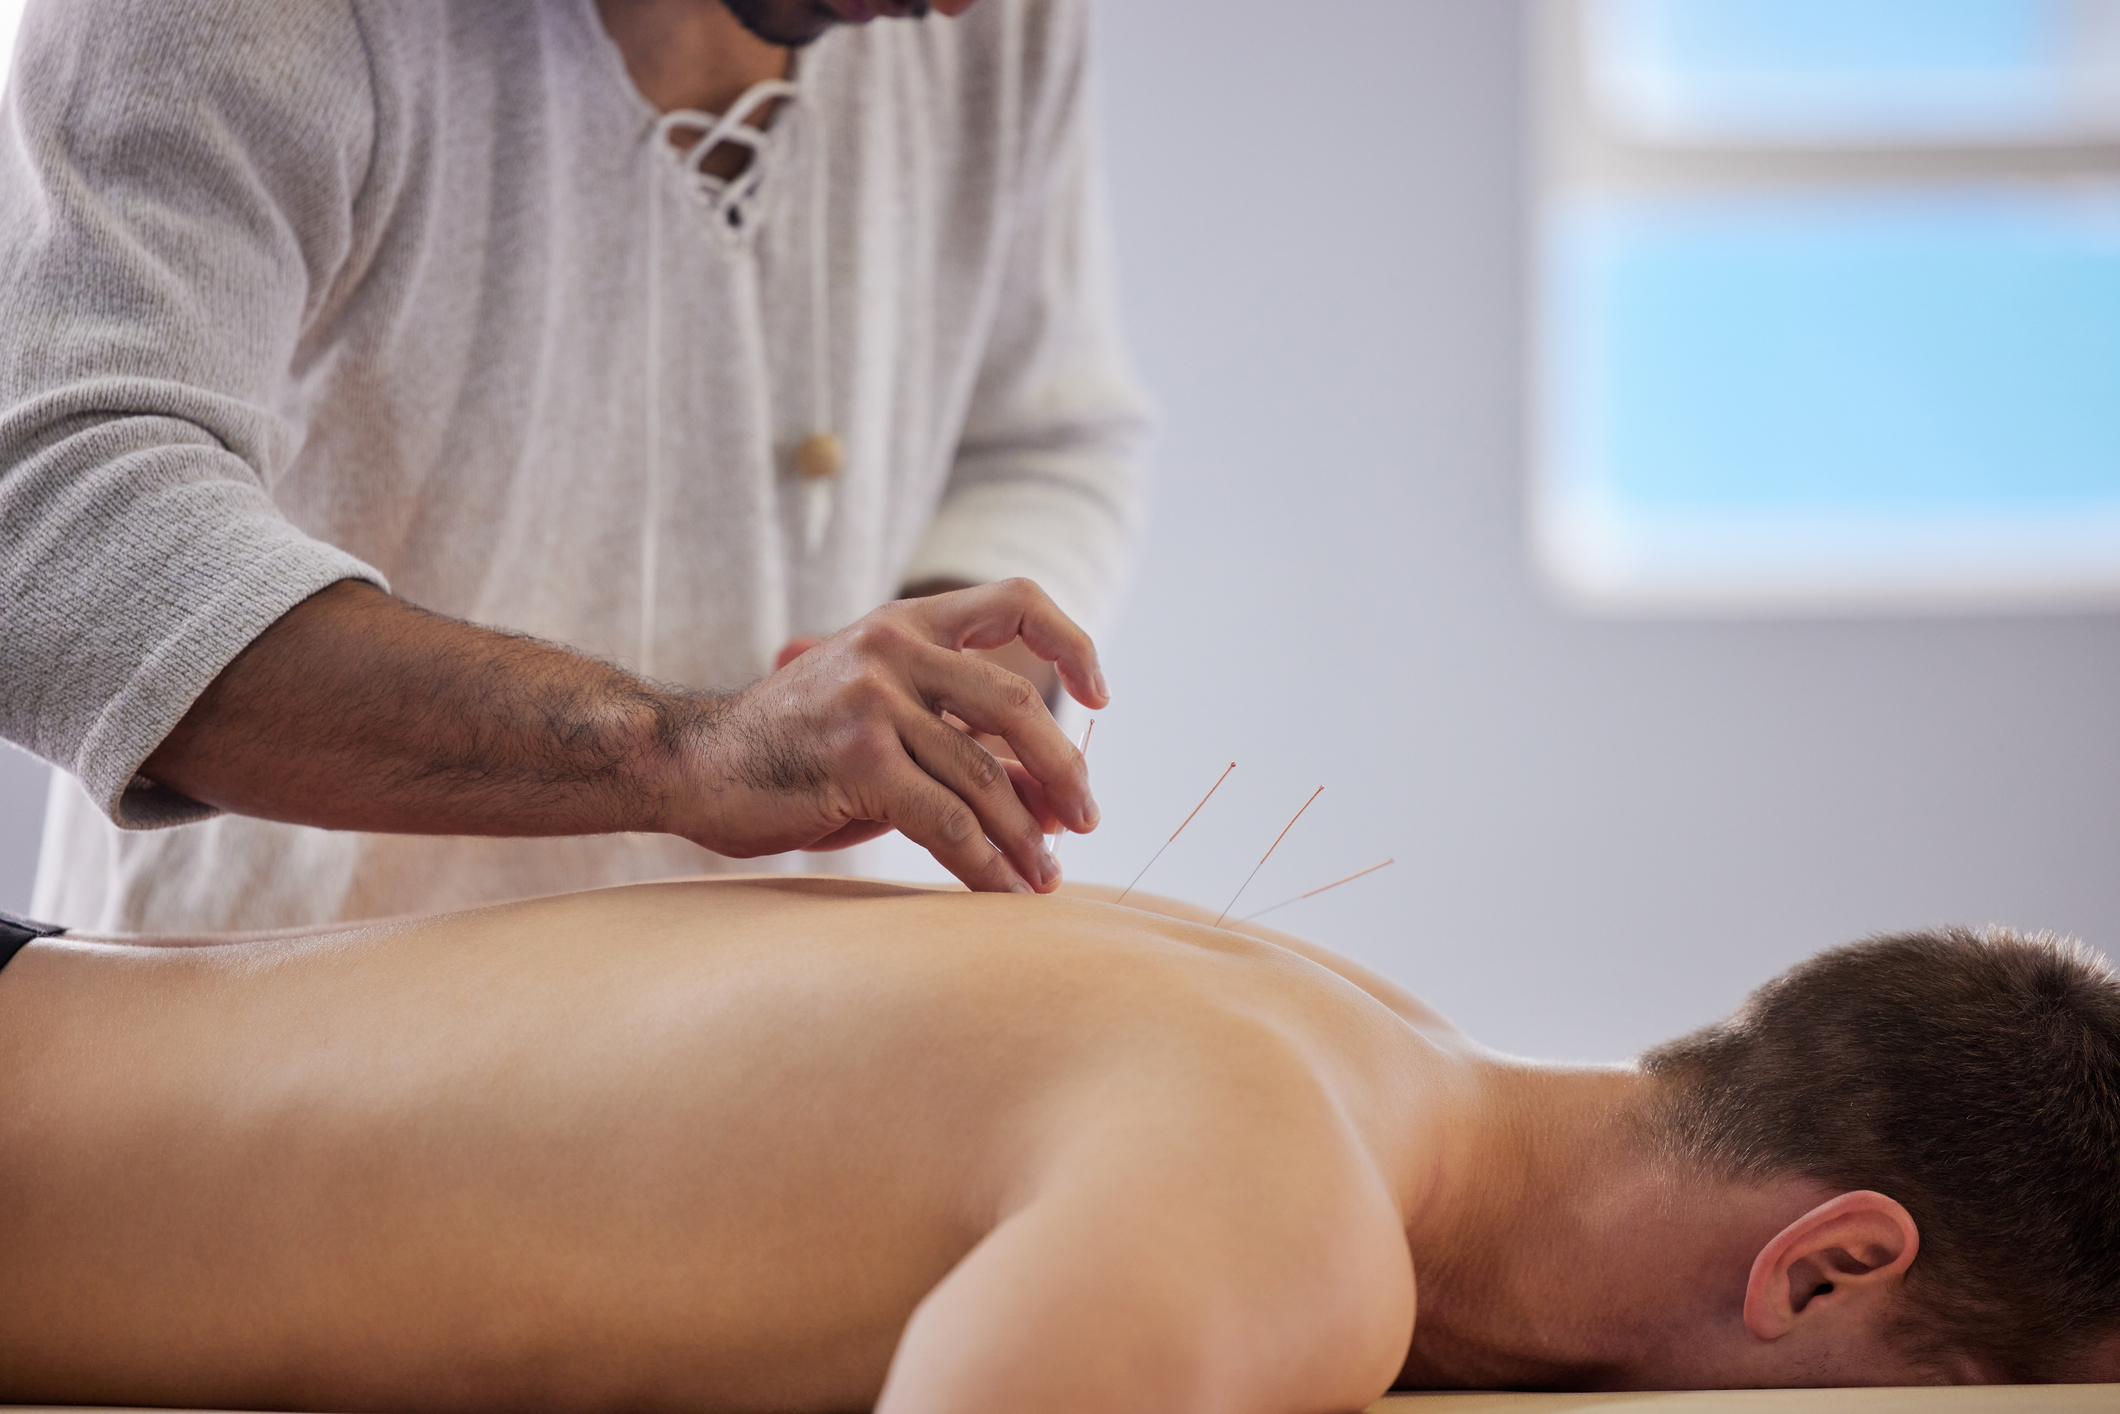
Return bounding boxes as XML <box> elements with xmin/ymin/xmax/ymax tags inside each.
<box><xmin>1115</xmin><ymin>762</ymin><xmax>1236</xmax><ymax>904</ymax></box>
<box><xmin>1052</xmin><ymin>718</ymin><xmax>1094</xmax><ymax>860</ymax></box>
<box><xmin>1242</xmin><ymin>858</ymin><xmax>1395</xmax><ymax>924</ymax></box>
<box><xmin>1215</xmin><ymin>786</ymin><xmax>1323</xmax><ymax>927</ymax></box>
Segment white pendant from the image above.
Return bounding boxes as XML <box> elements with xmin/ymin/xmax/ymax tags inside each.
<box><xmin>803</xmin><ymin>479</ymin><xmax>833</xmax><ymax>553</ymax></box>
<box><xmin>796</xmin><ymin>431</ymin><xmax>842</xmax><ymax>554</ymax></box>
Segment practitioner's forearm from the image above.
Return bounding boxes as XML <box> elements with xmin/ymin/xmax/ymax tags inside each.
<box><xmin>143</xmin><ymin>578</ymin><xmax>1110</xmax><ymax>892</ymax></box>
<box><xmin>142</xmin><ymin>581</ymin><xmax>713</xmax><ymax>839</ymax></box>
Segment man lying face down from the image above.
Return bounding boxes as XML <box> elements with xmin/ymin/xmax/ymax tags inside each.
<box><xmin>0</xmin><ymin>879</ymin><xmax>2113</xmax><ymax>1410</ymax></box>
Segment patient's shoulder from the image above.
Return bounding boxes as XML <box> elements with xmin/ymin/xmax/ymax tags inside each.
<box><xmin>1029</xmin><ymin>1053</ymin><xmax>1417</xmax><ymax>1410</ymax></box>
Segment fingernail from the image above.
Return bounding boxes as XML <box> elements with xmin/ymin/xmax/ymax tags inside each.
<box><xmin>1038</xmin><ymin>848</ymin><xmax>1060</xmax><ymax>887</ymax></box>
<box><xmin>1083</xmin><ymin>795</ymin><xmax>1101</xmax><ymax>830</ymax></box>
<box><xmin>1092</xmin><ymin>667</ymin><xmax>1110</xmax><ymax>701</ymax></box>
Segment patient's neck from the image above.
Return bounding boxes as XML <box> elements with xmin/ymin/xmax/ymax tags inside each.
<box><xmin>1394</xmin><ymin>1066</ymin><xmax>1785</xmax><ymax>1390</ymax></box>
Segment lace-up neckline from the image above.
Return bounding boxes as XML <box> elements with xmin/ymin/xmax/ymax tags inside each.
<box><xmin>653</xmin><ymin>79</ymin><xmax>802</xmax><ymax>236</ymax></box>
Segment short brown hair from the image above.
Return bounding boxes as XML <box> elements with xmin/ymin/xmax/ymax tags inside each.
<box><xmin>1641</xmin><ymin>927</ymin><xmax>2120</xmax><ymax>1380</ymax></box>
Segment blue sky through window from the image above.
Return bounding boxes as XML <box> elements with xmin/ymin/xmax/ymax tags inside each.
<box><xmin>1549</xmin><ymin>191</ymin><xmax>2120</xmax><ymax>518</ymax></box>
<box><xmin>1606</xmin><ymin>0</ymin><xmax>2060</xmax><ymax>76</ymax></box>
<box><xmin>1536</xmin><ymin>187</ymin><xmax>2120</xmax><ymax>606</ymax></box>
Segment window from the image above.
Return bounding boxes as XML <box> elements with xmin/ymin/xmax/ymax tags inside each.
<box><xmin>1590</xmin><ymin>0</ymin><xmax>2120</xmax><ymax>144</ymax></box>
<box><xmin>1533</xmin><ymin>0</ymin><xmax>2120</xmax><ymax>610</ymax></box>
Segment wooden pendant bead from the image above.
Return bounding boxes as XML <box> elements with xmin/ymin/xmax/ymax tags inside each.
<box><xmin>796</xmin><ymin>432</ymin><xmax>844</xmax><ymax>481</ymax></box>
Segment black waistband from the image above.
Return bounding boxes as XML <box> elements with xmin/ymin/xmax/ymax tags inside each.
<box><xmin>0</xmin><ymin>910</ymin><xmax>66</xmax><ymax>972</ymax></box>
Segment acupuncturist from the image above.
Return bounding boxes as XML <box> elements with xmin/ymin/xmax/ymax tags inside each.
<box><xmin>0</xmin><ymin>0</ymin><xmax>1148</xmax><ymax>932</ymax></box>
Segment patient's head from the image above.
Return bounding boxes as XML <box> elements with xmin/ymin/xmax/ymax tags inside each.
<box><xmin>1642</xmin><ymin>927</ymin><xmax>2120</xmax><ymax>1382</ymax></box>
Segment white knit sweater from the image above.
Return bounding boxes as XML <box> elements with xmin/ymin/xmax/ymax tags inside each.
<box><xmin>0</xmin><ymin>0</ymin><xmax>1148</xmax><ymax>931</ymax></box>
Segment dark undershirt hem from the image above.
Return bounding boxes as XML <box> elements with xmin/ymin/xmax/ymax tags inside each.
<box><xmin>0</xmin><ymin>911</ymin><xmax>67</xmax><ymax>973</ymax></box>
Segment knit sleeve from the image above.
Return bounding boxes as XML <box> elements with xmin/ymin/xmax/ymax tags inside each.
<box><xmin>0</xmin><ymin>0</ymin><xmax>388</xmax><ymax>829</ymax></box>
<box><xmin>899</xmin><ymin>0</ymin><xmax>1153</xmax><ymax>638</ymax></box>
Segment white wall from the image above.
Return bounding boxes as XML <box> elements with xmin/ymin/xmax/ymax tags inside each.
<box><xmin>1013</xmin><ymin>0</ymin><xmax>2120</xmax><ymax>1062</ymax></box>
<box><xmin>0</xmin><ymin>0</ymin><xmax>48</xmax><ymax>918</ymax></box>
<box><xmin>9</xmin><ymin>0</ymin><xmax>2120</xmax><ymax>1064</ymax></box>
<box><xmin>0</xmin><ymin>746</ymin><xmax>44</xmax><ymax>916</ymax></box>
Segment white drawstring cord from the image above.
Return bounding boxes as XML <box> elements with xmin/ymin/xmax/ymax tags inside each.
<box><xmin>638</xmin><ymin>79</ymin><xmax>804</xmax><ymax>678</ymax></box>
<box><xmin>807</xmin><ymin>108</ymin><xmax>831</xmax><ymax>444</ymax></box>
<box><xmin>653</xmin><ymin>82</ymin><xmax>801</xmax><ymax>234</ymax></box>
<box><xmin>640</xmin><ymin>131</ymin><xmax>664</xmax><ymax>678</ymax></box>
<box><xmin>638</xmin><ymin>76</ymin><xmax>837</xmax><ymax>673</ymax></box>
<box><xmin>799</xmin><ymin>103</ymin><xmax>838</xmax><ymax>554</ymax></box>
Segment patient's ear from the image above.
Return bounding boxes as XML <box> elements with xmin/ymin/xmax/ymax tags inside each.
<box><xmin>1744</xmin><ymin>1190</ymin><xmax>1919</xmax><ymax>1341</ymax></box>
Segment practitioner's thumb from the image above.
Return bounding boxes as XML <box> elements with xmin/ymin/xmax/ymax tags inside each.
<box><xmin>775</xmin><ymin>637</ymin><xmax>824</xmax><ymax>672</ymax></box>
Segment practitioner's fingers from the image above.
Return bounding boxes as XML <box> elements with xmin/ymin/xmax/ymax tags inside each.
<box><xmin>908</xmin><ymin>645</ymin><xmax>1094</xmax><ymax>835</ymax></box>
<box><xmin>897</xmin><ymin>711</ymin><xmax>1058</xmax><ymax>891</ymax></box>
<box><xmin>943</xmin><ymin>712</ymin><xmax>1060</xmax><ymax>834</ymax></box>
<box><xmin>1002</xmin><ymin>757</ymin><xmax>1064</xmax><ymax>837</ymax></box>
<box><xmin>905</xmin><ymin>579</ymin><xmax>1109</xmax><ymax>712</ymax></box>
<box><xmin>870</xmin><ymin>737</ymin><xmax>1041</xmax><ymax>894</ymax></box>
<box><xmin>669</xmin><ymin>587</ymin><xmax>1094</xmax><ymax>890</ymax></box>
<box><xmin>775</xmin><ymin>636</ymin><xmax>823</xmax><ymax>671</ymax></box>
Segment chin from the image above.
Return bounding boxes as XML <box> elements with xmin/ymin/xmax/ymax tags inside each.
<box><xmin>723</xmin><ymin>0</ymin><xmax>844</xmax><ymax>47</ymax></box>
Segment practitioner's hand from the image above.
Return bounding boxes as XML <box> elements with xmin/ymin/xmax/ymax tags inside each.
<box><xmin>676</xmin><ymin>580</ymin><xmax>1107</xmax><ymax>893</ymax></box>
<box><xmin>775</xmin><ymin>620</ymin><xmax>1070</xmax><ymax>843</ymax></box>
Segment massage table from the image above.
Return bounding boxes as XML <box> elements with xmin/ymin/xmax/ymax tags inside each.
<box><xmin>1376</xmin><ymin>1390</ymin><xmax>2120</xmax><ymax>1411</ymax></box>
<box><xmin>5</xmin><ymin>1399</ymin><xmax>2116</xmax><ymax>1411</ymax></box>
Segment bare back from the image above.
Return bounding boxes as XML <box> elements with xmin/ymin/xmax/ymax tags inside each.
<box><xmin>0</xmin><ymin>878</ymin><xmax>1450</xmax><ymax>1412</ymax></box>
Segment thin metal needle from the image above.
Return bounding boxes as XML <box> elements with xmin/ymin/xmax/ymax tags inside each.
<box><xmin>1242</xmin><ymin>858</ymin><xmax>1395</xmax><ymax>924</ymax></box>
<box><xmin>1215</xmin><ymin>786</ymin><xmax>1323</xmax><ymax>927</ymax></box>
<box><xmin>1053</xmin><ymin>719</ymin><xmax>1095</xmax><ymax>859</ymax></box>
<box><xmin>1115</xmin><ymin>762</ymin><xmax>1236</xmax><ymax>904</ymax></box>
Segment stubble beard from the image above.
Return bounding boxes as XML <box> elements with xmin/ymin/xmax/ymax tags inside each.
<box><xmin>718</xmin><ymin>0</ymin><xmax>834</xmax><ymax>48</ymax></box>
<box><xmin>718</xmin><ymin>0</ymin><xmax>882</xmax><ymax>48</ymax></box>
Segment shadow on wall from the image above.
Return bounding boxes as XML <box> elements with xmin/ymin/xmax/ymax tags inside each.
<box><xmin>0</xmin><ymin>744</ymin><xmax>49</xmax><ymax>916</ymax></box>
